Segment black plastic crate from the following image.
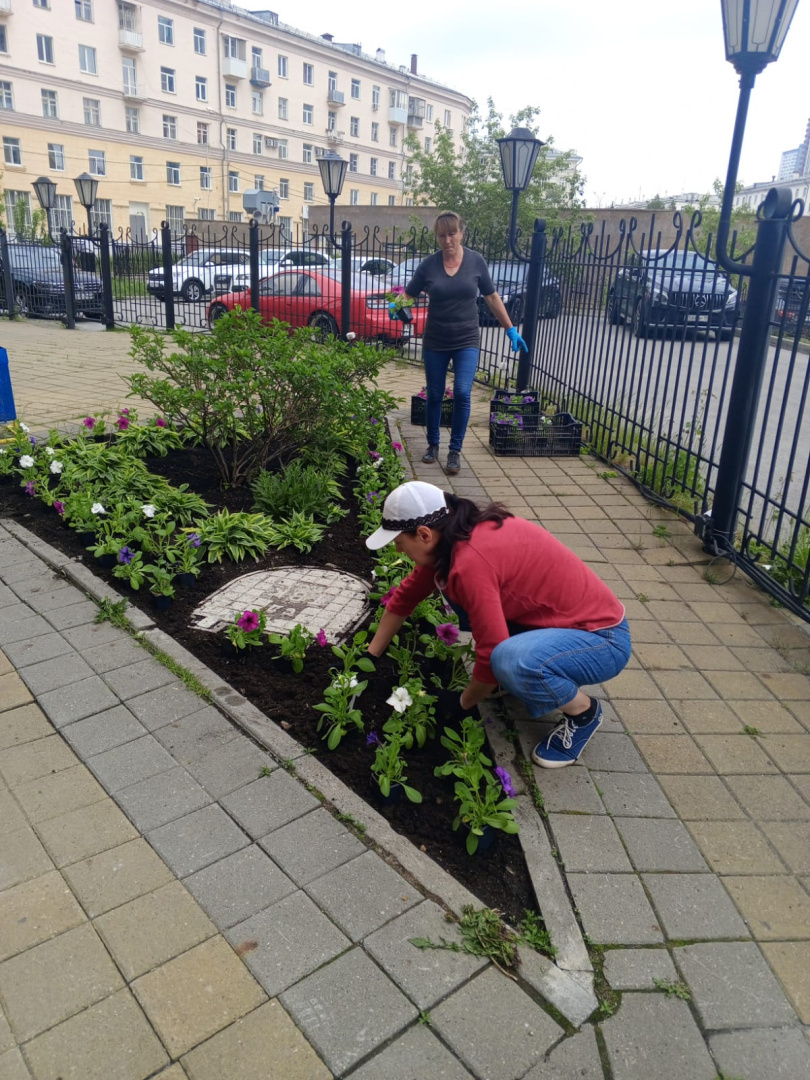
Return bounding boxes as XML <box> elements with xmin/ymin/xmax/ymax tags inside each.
<box><xmin>489</xmin><ymin>389</ymin><xmax>542</xmax><ymax>423</ymax></box>
<box><xmin>489</xmin><ymin>411</ymin><xmax>582</xmax><ymax>457</ymax></box>
<box><xmin>410</xmin><ymin>395</ymin><xmax>454</xmax><ymax>427</ymax></box>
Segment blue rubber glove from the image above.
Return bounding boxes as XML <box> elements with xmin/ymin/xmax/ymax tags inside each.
<box><xmin>506</xmin><ymin>327</ymin><xmax>528</xmax><ymax>352</ymax></box>
<box><xmin>388</xmin><ymin>302</ymin><xmax>399</xmax><ymax>320</ymax></box>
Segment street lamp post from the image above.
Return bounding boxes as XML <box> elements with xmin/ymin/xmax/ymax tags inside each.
<box><xmin>73</xmin><ymin>172</ymin><xmax>98</xmax><ymax>237</ymax></box>
<box><xmin>31</xmin><ymin>177</ymin><xmax>57</xmax><ymax>240</ymax></box>
<box><xmin>702</xmin><ymin>0</ymin><xmax>799</xmax><ymax>556</ymax></box>
<box><xmin>317</xmin><ymin>151</ymin><xmax>348</xmax><ymax>245</ymax></box>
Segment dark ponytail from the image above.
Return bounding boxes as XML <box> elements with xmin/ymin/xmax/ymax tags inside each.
<box><xmin>431</xmin><ymin>494</ymin><xmax>512</xmax><ymax>582</ymax></box>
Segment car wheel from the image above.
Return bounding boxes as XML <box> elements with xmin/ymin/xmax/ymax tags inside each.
<box><xmin>309</xmin><ymin>311</ymin><xmax>339</xmax><ymax>341</ymax></box>
<box><xmin>544</xmin><ymin>292</ymin><xmax>562</xmax><ymax>320</ymax></box>
<box><xmin>507</xmin><ymin>296</ymin><xmax>524</xmax><ymax>326</ymax></box>
<box><xmin>182</xmin><ymin>279</ymin><xmax>204</xmax><ymax>303</ymax></box>
<box><xmin>208</xmin><ymin>302</ymin><xmax>230</xmax><ymax>327</ymax></box>
<box><xmin>13</xmin><ymin>288</ymin><xmax>31</xmax><ymax>317</ymax></box>
<box><xmin>607</xmin><ymin>291</ymin><xmax>621</xmax><ymax>324</ymax></box>
<box><xmin>632</xmin><ymin>300</ymin><xmax>649</xmax><ymax>338</ymax></box>
<box><xmin>716</xmin><ymin>327</ymin><xmax>733</xmax><ymax>341</ymax></box>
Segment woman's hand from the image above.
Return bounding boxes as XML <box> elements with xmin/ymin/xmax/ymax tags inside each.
<box><xmin>459</xmin><ymin>678</ymin><xmax>499</xmax><ymax>711</ymax></box>
<box><xmin>507</xmin><ymin>327</ymin><xmax>528</xmax><ymax>352</ymax></box>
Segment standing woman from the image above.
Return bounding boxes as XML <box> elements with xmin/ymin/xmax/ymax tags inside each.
<box><xmin>393</xmin><ymin>211</ymin><xmax>527</xmax><ymax>475</ymax></box>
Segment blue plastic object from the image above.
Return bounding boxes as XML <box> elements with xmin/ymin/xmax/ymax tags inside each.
<box><xmin>0</xmin><ymin>348</ymin><xmax>17</xmax><ymax>423</ymax></box>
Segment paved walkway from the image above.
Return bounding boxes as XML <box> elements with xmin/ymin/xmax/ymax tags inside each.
<box><xmin>0</xmin><ymin>319</ymin><xmax>809</xmax><ymax>1079</ymax></box>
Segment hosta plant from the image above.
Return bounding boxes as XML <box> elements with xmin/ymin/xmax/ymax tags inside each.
<box><xmin>266</xmin><ymin>512</ymin><xmax>326</xmax><ymax>554</ymax></box>
<box><xmin>194</xmin><ymin>509</ymin><xmax>275</xmax><ymax>563</ymax></box>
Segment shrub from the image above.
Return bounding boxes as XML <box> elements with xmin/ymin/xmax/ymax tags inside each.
<box><xmin>251</xmin><ymin>460</ymin><xmax>345</xmax><ymax>523</ymax></box>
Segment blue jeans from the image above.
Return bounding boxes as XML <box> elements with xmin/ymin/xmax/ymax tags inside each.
<box><xmin>423</xmin><ymin>346</ymin><xmax>478</xmax><ymax>452</ymax></box>
<box><xmin>490</xmin><ymin>618</ymin><xmax>631</xmax><ymax>718</ymax></box>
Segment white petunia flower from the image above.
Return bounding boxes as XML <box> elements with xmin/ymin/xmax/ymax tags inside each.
<box><xmin>45</xmin><ymin>446</ymin><xmax>55</xmax><ymax>457</ymax></box>
<box><xmin>49</xmin><ymin>461</ymin><xmax>63</xmax><ymax>474</ymax></box>
<box><xmin>19</xmin><ymin>455</ymin><xmax>34</xmax><ymax>469</ymax></box>
<box><xmin>386</xmin><ymin>686</ymin><xmax>413</xmax><ymax>713</ymax></box>
<box><xmin>91</xmin><ymin>503</ymin><xmax>106</xmax><ymax>515</ymax></box>
<box><xmin>0</xmin><ymin>449</ymin><xmax>6</xmax><ymax>455</ymax></box>
<box><xmin>19</xmin><ymin>423</ymin><xmax>30</xmax><ymax>433</ymax></box>
<box><xmin>141</xmin><ymin>504</ymin><xmax>156</xmax><ymax>518</ymax></box>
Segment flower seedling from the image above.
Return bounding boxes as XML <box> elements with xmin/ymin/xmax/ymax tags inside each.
<box><xmin>370</xmin><ymin>732</ymin><xmax>422</xmax><ymax>802</ymax></box>
<box><xmin>267</xmin><ymin>623</ymin><xmax>315</xmax><ymax>673</ymax></box>
<box><xmin>312</xmin><ymin>670</ymin><xmax>367</xmax><ymax>749</ymax></box>
<box><xmin>384</xmin><ymin>677</ymin><xmax>437</xmax><ymax>750</ymax></box>
<box><xmin>451</xmin><ymin>756</ymin><xmax>519</xmax><ymax>854</ymax></box>
<box><xmin>225</xmin><ymin>609</ymin><xmax>267</xmax><ymax>650</ymax></box>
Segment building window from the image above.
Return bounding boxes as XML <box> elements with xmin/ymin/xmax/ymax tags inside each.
<box><xmin>196</xmin><ymin>122</ymin><xmax>208</xmax><ymax>146</ymax></box>
<box><xmin>349</xmin><ymin>189</ymin><xmax>359</xmax><ymax>206</ymax></box>
<box><xmin>351</xmin><ymin>78</ymin><xmax>360</xmax><ymax>100</ymax></box>
<box><xmin>370</xmin><ymin>157</ymin><xmax>377</xmax><ymax>177</ymax></box>
<box><xmin>350</xmin><ymin>116</ymin><xmax>359</xmax><ymax>137</ymax></box>
<box><xmin>125</xmin><ymin>106</ymin><xmax>139</xmax><ymax>133</ymax></box>
<box><xmin>117</xmin><ymin>1</ymin><xmax>136</xmax><ymax>31</ymax></box>
<box><xmin>157</xmin><ymin>15</ymin><xmax>173</xmax><ymax>45</ymax></box>
<box><xmin>3</xmin><ymin>137</ymin><xmax>22</xmax><ymax>166</ymax></box>
<box><xmin>228</xmin><ymin>170</ymin><xmax>239</xmax><ymax>193</ymax></box>
<box><xmin>166</xmin><ymin>161</ymin><xmax>180</xmax><ymax>185</ymax></box>
<box><xmin>200</xmin><ymin>166</ymin><xmax>211</xmax><ymax>190</ymax></box>
<box><xmin>444</xmin><ymin>109</ymin><xmax>451</xmax><ymax>126</ymax></box>
<box><xmin>370</xmin><ymin>192</ymin><xmax>378</xmax><ymax>206</ymax></box>
<box><xmin>198</xmin><ymin>208</ymin><xmax>215</xmax><ymax>220</ymax></box>
<box><xmin>225</xmin><ymin>83</ymin><xmax>236</xmax><ymax>108</ymax></box>
<box><xmin>278</xmin><ymin>54</ymin><xmax>288</xmax><ymax>78</ymax></box>
<box><xmin>349</xmin><ymin>153</ymin><xmax>358</xmax><ymax>173</ymax></box>
<box><xmin>165</xmin><ymin>205</ymin><xmax>184</xmax><ymax>236</ymax></box>
<box><xmin>252</xmin><ymin>91</ymin><xmax>263</xmax><ymax>115</ymax></box>
<box><xmin>372</xmin><ymin>85</ymin><xmax>380</xmax><ymax>109</ymax></box>
<box><xmin>388</xmin><ymin>195</ymin><xmax>396</xmax><ymax>206</ymax></box>
<box><xmin>89</xmin><ymin>198</ymin><xmax>112</xmax><ymax>234</ymax></box>
<box><xmin>302</xmin><ymin>103</ymin><xmax>313</xmax><ymax>125</ymax></box>
<box><xmin>48</xmin><ymin>143</ymin><xmax>65</xmax><ymax>170</ymax></box>
<box><xmin>3</xmin><ymin>192</ymin><xmax>30</xmax><ymax>238</ymax></box>
<box><xmin>163</xmin><ymin>114</ymin><xmax>177</xmax><ymax>139</ymax></box>
<box><xmin>0</xmin><ymin>26</ymin><xmax>7</xmax><ymax>52</ymax></box>
<box><xmin>388</xmin><ymin>161</ymin><xmax>395</xmax><ymax>179</ymax></box>
<box><xmin>327</xmin><ymin>110</ymin><xmax>337</xmax><ymax>133</ymax></box>
<box><xmin>252</xmin><ymin>133</ymin><xmax>262</xmax><ymax>155</ymax></box>
<box><xmin>254</xmin><ymin>174</ymin><xmax>264</xmax><ymax>190</ymax></box>
<box><xmin>389</xmin><ymin>127</ymin><xmax>397</xmax><ymax>148</ymax></box>
<box><xmin>0</xmin><ymin>82</ymin><xmax>13</xmax><ymax>111</ymax></box>
<box><xmin>88</xmin><ymin>148</ymin><xmax>105</xmax><ymax>176</ymax></box>
<box><xmin>160</xmin><ymin>67</ymin><xmax>176</xmax><ymax>93</ymax></box>
<box><xmin>302</xmin><ymin>143</ymin><xmax>312</xmax><ymax>164</ymax></box>
<box><xmin>122</xmin><ymin>56</ymin><xmax>137</xmax><ymax>95</ymax></box>
<box><xmin>193</xmin><ymin>27</ymin><xmax>206</xmax><ymax>55</ymax></box>
<box><xmin>251</xmin><ymin>45</ymin><xmax>262</xmax><ymax>66</ymax></box>
<box><xmin>426</xmin><ymin>104</ymin><xmax>433</xmax><ymax>122</ymax></box>
<box><xmin>302</xmin><ymin>62</ymin><xmax>313</xmax><ymax>85</ymax></box>
<box><xmin>37</xmin><ymin>35</ymin><xmax>54</xmax><ymax>64</ymax></box>
<box><xmin>328</xmin><ymin>71</ymin><xmax>337</xmax><ymax>93</ymax></box>
<box><xmin>278</xmin><ymin>97</ymin><xmax>288</xmax><ymax>120</ymax></box>
<box><xmin>424</xmin><ymin>136</ymin><xmax>432</xmax><ymax>153</ymax></box>
<box><xmin>279</xmin><ymin>178</ymin><xmax>289</xmax><ymax>199</ymax></box>
<box><xmin>52</xmin><ymin>194</ymin><xmax>72</xmax><ymax>232</ymax></box>
<box><xmin>130</xmin><ymin>155</ymin><xmax>143</xmax><ymax>181</ymax></box>
<box><xmin>278</xmin><ymin>140</ymin><xmax>288</xmax><ymax>160</ymax></box>
<box><xmin>195</xmin><ymin>76</ymin><xmax>207</xmax><ymax>102</ymax></box>
<box><xmin>79</xmin><ymin>44</ymin><xmax>97</xmax><ymax>74</ymax></box>
<box><xmin>303</xmin><ymin>182</ymin><xmax>314</xmax><ymax>201</ymax></box>
<box><xmin>223</xmin><ymin>36</ymin><xmax>245</xmax><ymax>60</ymax></box>
<box><xmin>83</xmin><ymin>97</ymin><xmax>101</xmax><ymax>126</ymax></box>
<box><xmin>405</xmin><ymin>197</ymin><xmax>414</xmax><ymax>206</ymax></box>
<box><xmin>33</xmin><ymin>0</ymin><xmax>50</xmax><ymax>7</ymax></box>
<box><xmin>228</xmin><ymin>211</ymin><xmax>242</xmax><ymax>222</ymax></box>
<box><xmin>404</xmin><ymin>164</ymin><xmax>414</xmax><ymax>184</ymax></box>
<box><xmin>371</xmin><ymin>122</ymin><xmax>379</xmax><ymax>143</ymax></box>
<box><xmin>75</xmin><ymin>1</ymin><xmax>93</xmax><ymax>21</ymax></box>
<box><xmin>226</xmin><ymin>127</ymin><xmax>237</xmax><ymax>151</ymax></box>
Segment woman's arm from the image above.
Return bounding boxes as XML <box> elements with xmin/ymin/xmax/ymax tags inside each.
<box><xmin>460</xmin><ymin>677</ymin><xmax>499</xmax><ymax>711</ymax></box>
<box><xmin>367</xmin><ymin>608</ymin><xmax>408</xmax><ymax>656</ymax></box>
<box><xmin>482</xmin><ymin>291</ymin><xmax>513</xmax><ymax>330</ymax></box>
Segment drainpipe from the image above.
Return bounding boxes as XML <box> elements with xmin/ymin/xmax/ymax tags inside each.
<box><xmin>215</xmin><ymin>16</ymin><xmax>227</xmax><ymax>221</ymax></box>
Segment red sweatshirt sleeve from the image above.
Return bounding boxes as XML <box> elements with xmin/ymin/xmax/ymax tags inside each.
<box><xmin>385</xmin><ymin>563</ymin><xmax>436</xmax><ymax>616</ymax></box>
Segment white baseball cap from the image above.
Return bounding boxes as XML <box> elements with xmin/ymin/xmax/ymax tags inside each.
<box><xmin>365</xmin><ymin>481</ymin><xmax>449</xmax><ymax>550</ymax></box>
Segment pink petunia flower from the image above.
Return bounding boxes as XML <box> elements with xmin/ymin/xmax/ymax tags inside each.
<box><xmin>237</xmin><ymin>610</ymin><xmax>260</xmax><ymax>632</ymax></box>
<box><xmin>24</xmin><ymin>480</ymin><xmax>35</xmax><ymax>497</ymax></box>
<box><xmin>380</xmin><ymin>586</ymin><xmax>396</xmax><ymax>608</ymax></box>
<box><xmin>155</xmin><ymin>417</ymin><xmax>167</xmax><ymax>428</ymax></box>
<box><xmin>53</xmin><ymin>500</ymin><xmax>65</xmax><ymax>515</ymax></box>
<box><xmin>368</xmin><ymin>450</ymin><xmax>381</xmax><ymax>461</ymax></box>
<box><xmin>82</xmin><ymin>416</ymin><xmax>96</xmax><ymax>429</ymax></box>
<box><xmin>436</xmin><ymin>622</ymin><xmax>459</xmax><ymax>645</ymax></box>
<box><xmin>316</xmin><ymin>628</ymin><xmax>328</xmax><ymax>647</ymax></box>
<box><xmin>391</xmin><ymin>442</ymin><xmax>403</xmax><ymax>453</ymax></box>
<box><xmin>116</xmin><ymin>416</ymin><xmax>130</xmax><ymax>431</ymax></box>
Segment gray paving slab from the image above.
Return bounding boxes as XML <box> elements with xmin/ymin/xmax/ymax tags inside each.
<box><xmin>601</xmin><ymin>993</ymin><xmax>716</xmax><ymax>1080</ymax></box>
<box><xmin>568</xmin><ymin>874</ymin><xmax>664</xmax><ymax>945</ymax></box>
<box><xmin>115</xmin><ymin>767</ymin><xmax>212</xmax><ymax>832</ymax></box>
<box><xmin>44</xmin><ymin>599</ymin><xmax>101</xmax><ymax>630</ymax></box>
<box><xmin>126</xmin><ymin>683</ymin><xmax>206</xmax><ymax>731</ymax></box>
<box><xmin>279</xmin><ymin>948</ymin><xmax>418</xmax><ymax>1077</ymax></box>
<box><xmin>533</xmin><ymin>764</ymin><xmax>607</xmax><ymax>814</ymax></box>
<box><xmin>589</xmin><ymin>771</ymin><xmax>677</xmax><ymax>817</ymax></box>
<box><xmin>0</xmin><ymin>560</ymin><xmax>47</xmax><ymax>585</ymax></box>
<box><xmin>549</xmin><ymin>813</ymin><xmax>633</xmax><ymax>872</ymax></box>
<box><xmin>363</xmin><ymin>900</ymin><xmax>488</xmax><ymax>1011</ymax></box>
<box><xmin>145</xmin><ymin>803</ymin><xmax>248</xmax><ymax>876</ymax></box>
<box><xmin>642</xmin><ymin>874</ymin><xmax>750</xmax><ymax>941</ymax></box>
<box><xmin>345</xmin><ymin>1023</ymin><xmax>476</xmax><ymax>1080</ymax></box>
<box><xmin>152</xmin><ymin>705</ymin><xmax>240</xmax><ymax>764</ymax></box>
<box><xmin>429</xmin><ymin>967</ymin><xmax>563</xmax><ymax>1080</ymax></box>
<box><xmin>613</xmin><ymin>817</ymin><xmax>709</xmax><ymax>872</ymax></box>
<box><xmin>305</xmin><ymin>849</ymin><xmax>421</xmax><ymax>943</ymax></box>
<box><xmin>0</xmin><ymin>611</ymin><xmax>53</xmax><ymax>645</ymax></box>
<box><xmin>522</xmin><ymin>1026</ymin><xmax>605</xmax><ymax>1080</ymax></box>
<box><xmin>226</xmin><ymin>890</ymin><xmax>351</xmax><ymax>998</ymax></box>
<box><xmin>2</xmin><ymin>632</ymin><xmax>75</xmax><ymax>669</ymax></box>
<box><xmin>9</xmin><ymin>581</ymin><xmax>78</xmax><ymax>612</ymax></box>
<box><xmin>709</xmin><ymin>1026</ymin><xmax>810</xmax><ymax>1080</ymax></box>
<box><xmin>577</xmin><ymin>732</ymin><xmax>648</xmax><ymax>772</ymax></box>
<box><xmin>60</xmin><ymin>705</ymin><xmax>147</xmax><ymax>758</ymax></box>
<box><xmin>673</xmin><ymin>942</ymin><xmax>797</xmax><ymax>1028</ymax></box>
<box><xmin>101</xmin><ymin>657</ymin><xmax>175</xmax><ymax>699</ymax></box>
<box><xmin>222</xmin><ymin>770</ymin><xmax>320</xmax><ymax>838</ymax></box>
<box><xmin>258</xmin><ymin>806</ymin><xmax>366</xmax><ymax>886</ymax></box>
<box><xmin>62</xmin><ymin>620</ymin><xmax>131</xmax><ymax>651</ymax></box>
<box><xmin>37</xmin><ymin>675</ymin><xmax>120</xmax><ymax>728</ymax></box>
<box><xmin>183</xmin><ymin>844</ymin><xmax>296</xmax><ymax>929</ymax></box>
<box><xmin>81</xmin><ymin>636</ymin><xmax>151</xmax><ymax>674</ymax></box>
<box><xmin>602</xmin><ymin>947</ymin><xmax>678</xmax><ymax>990</ymax></box>
<box><xmin>18</xmin><ymin>653</ymin><xmax>96</xmax><ymax>696</ymax></box>
<box><xmin>184</xmin><ymin>736</ymin><xmax>276</xmax><ymax>799</ymax></box>
<box><xmin>87</xmin><ymin>735</ymin><xmax>177</xmax><ymax>793</ymax></box>
<box><xmin>0</xmin><ymin>582</ymin><xmax>19</xmax><ymax>608</ymax></box>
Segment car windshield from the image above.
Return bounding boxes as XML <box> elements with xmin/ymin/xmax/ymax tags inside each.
<box><xmin>8</xmin><ymin>247</ymin><xmax>63</xmax><ymax>272</ymax></box>
<box><xmin>647</xmin><ymin>251</ymin><xmax>717</xmax><ymax>272</ymax></box>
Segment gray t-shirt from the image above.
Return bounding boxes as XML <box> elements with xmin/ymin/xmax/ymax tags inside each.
<box><xmin>406</xmin><ymin>249</ymin><xmax>495</xmax><ymax>351</ymax></box>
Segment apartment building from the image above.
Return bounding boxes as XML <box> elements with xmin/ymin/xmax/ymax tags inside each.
<box><xmin>0</xmin><ymin>0</ymin><xmax>472</xmax><ymax>239</ymax></box>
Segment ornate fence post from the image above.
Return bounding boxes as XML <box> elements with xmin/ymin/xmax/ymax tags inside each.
<box><xmin>60</xmin><ymin>229</ymin><xmax>76</xmax><ymax>330</ymax></box>
<box><xmin>0</xmin><ymin>230</ymin><xmax>16</xmax><ymax>321</ymax></box>
<box><xmin>517</xmin><ymin>218</ymin><xmax>548</xmax><ymax>391</ymax></box>
<box><xmin>160</xmin><ymin>221</ymin><xmax>175</xmax><ymax>332</ymax></box>
<box><xmin>98</xmin><ymin>222</ymin><xmax>115</xmax><ymax>330</ymax></box>
<box><xmin>249</xmin><ymin>219</ymin><xmax>260</xmax><ymax>313</ymax></box>
<box><xmin>340</xmin><ymin>220</ymin><xmax>352</xmax><ymax>339</ymax></box>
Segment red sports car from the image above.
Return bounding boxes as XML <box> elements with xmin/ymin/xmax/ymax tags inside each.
<box><xmin>206</xmin><ymin>269</ymin><xmax>426</xmax><ymax>342</ymax></box>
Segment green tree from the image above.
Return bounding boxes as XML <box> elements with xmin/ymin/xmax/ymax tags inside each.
<box><xmin>681</xmin><ymin>178</ymin><xmax>758</xmax><ymax>261</ymax></box>
<box><xmin>646</xmin><ymin>194</ymin><xmax>665</xmax><ymax>210</ymax></box>
<box><xmin>403</xmin><ymin>99</ymin><xmax>586</xmax><ymax>239</ymax></box>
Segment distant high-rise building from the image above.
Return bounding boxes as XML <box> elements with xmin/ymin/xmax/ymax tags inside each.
<box><xmin>777</xmin><ymin>118</ymin><xmax>810</xmax><ymax>181</ymax></box>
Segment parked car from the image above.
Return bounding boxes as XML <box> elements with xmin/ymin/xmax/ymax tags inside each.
<box><xmin>383</xmin><ymin>257</ymin><xmax>427</xmax><ymax>291</ymax></box>
<box><xmin>477</xmin><ymin>261</ymin><xmax>562</xmax><ymax>325</ymax></box>
<box><xmin>147</xmin><ymin>248</ymin><xmax>250</xmax><ymax>302</ymax></box>
<box><xmin>218</xmin><ymin>248</ymin><xmax>338</xmax><ymax>293</ymax></box>
<box><xmin>206</xmin><ymin>269</ymin><xmax>427</xmax><ymax>342</ymax></box>
<box><xmin>774</xmin><ymin>276</ymin><xmax>810</xmax><ymax>338</ymax></box>
<box><xmin>608</xmin><ymin>250</ymin><xmax>738</xmax><ymax>339</ymax></box>
<box><xmin>0</xmin><ymin>243</ymin><xmax>104</xmax><ymax>319</ymax></box>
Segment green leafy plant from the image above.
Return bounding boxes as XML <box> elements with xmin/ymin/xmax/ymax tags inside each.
<box><xmin>267</xmin><ymin>512</ymin><xmax>326</xmax><ymax>554</ymax></box>
<box><xmin>111</xmin><ymin>548</ymin><xmax>151</xmax><ymax>591</ymax></box>
<box><xmin>267</xmin><ymin>623</ymin><xmax>314</xmax><ymax>673</ymax></box>
<box><xmin>251</xmin><ymin>459</ymin><xmax>345</xmax><ymax>523</ymax></box>
<box><xmin>312</xmin><ymin>671</ymin><xmax>367</xmax><ymax>749</ymax></box>
<box><xmin>420</xmin><ymin>618</ymin><xmax>474</xmax><ymax>691</ymax></box>
<box><xmin>519</xmin><ymin>910</ymin><xmax>556</xmax><ymax>959</ymax></box>
<box><xmin>434</xmin><ymin>716</ymin><xmax>492</xmax><ymax>779</ymax></box>
<box><xmin>409</xmin><ymin>904</ymin><xmax>521</xmax><ymax>977</ymax></box>
<box><xmin>93</xmin><ymin>597</ymin><xmax>130</xmax><ymax>628</ymax></box>
<box><xmin>451</xmin><ymin>758</ymin><xmax>519</xmax><ymax>854</ymax></box>
<box><xmin>143</xmin><ymin>562</ymin><xmax>176</xmax><ymax>598</ymax></box>
<box><xmin>115</xmin><ymin>415</ymin><xmax>185</xmax><ymax>458</ymax></box>
<box><xmin>194</xmin><ymin>509</ymin><xmax>275</xmax><ymax>563</ymax></box>
<box><xmin>369</xmin><ymin>732</ymin><xmax>422</xmax><ymax>803</ymax></box>
<box><xmin>225</xmin><ymin>609</ymin><xmax>267</xmax><ymax>650</ymax></box>
<box><xmin>383</xmin><ymin>677</ymin><xmax>437</xmax><ymax>750</ymax></box>
<box><xmin>653</xmin><ymin>977</ymin><xmax>692</xmax><ymax>1001</ymax></box>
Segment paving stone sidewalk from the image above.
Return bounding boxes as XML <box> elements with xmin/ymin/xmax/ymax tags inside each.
<box><xmin>0</xmin><ymin>321</ymin><xmax>809</xmax><ymax>1078</ymax></box>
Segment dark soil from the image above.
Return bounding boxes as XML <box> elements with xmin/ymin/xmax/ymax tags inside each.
<box><xmin>0</xmin><ymin>446</ymin><xmax>536</xmax><ymax>927</ymax></box>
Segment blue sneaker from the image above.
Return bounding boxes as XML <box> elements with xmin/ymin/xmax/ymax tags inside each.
<box><xmin>532</xmin><ymin>702</ymin><xmax>602</xmax><ymax>769</ymax></box>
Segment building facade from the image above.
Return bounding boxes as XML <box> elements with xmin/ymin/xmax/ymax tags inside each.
<box><xmin>0</xmin><ymin>0</ymin><xmax>472</xmax><ymax>239</ymax></box>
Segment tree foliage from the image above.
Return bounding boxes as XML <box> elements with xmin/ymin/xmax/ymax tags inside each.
<box><xmin>681</xmin><ymin>179</ymin><xmax>758</xmax><ymax>262</ymax></box>
<box><xmin>403</xmin><ymin>100</ymin><xmax>586</xmax><ymax>239</ymax></box>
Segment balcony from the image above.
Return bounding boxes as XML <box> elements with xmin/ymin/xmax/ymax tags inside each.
<box><xmin>388</xmin><ymin>105</ymin><xmax>407</xmax><ymax>125</ymax></box>
<box><xmin>327</xmin><ymin>89</ymin><xmax>345</xmax><ymax>106</ymax></box>
<box><xmin>250</xmin><ymin>66</ymin><xmax>271</xmax><ymax>87</ymax></box>
<box><xmin>122</xmin><ymin>81</ymin><xmax>145</xmax><ymax>101</ymax></box>
<box><xmin>118</xmin><ymin>28</ymin><xmax>143</xmax><ymax>50</ymax></box>
<box><xmin>222</xmin><ymin>55</ymin><xmax>247</xmax><ymax>79</ymax></box>
<box><xmin>407</xmin><ymin>114</ymin><xmax>423</xmax><ymax>128</ymax></box>
<box><xmin>326</xmin><ymin>130</ymin><xmax>344</xmax><ymax>144</ymax></box>
<box><xmin>0</xmin><ymin>0</ymin><xmax>12</xmax><ymax>13</ymax></box>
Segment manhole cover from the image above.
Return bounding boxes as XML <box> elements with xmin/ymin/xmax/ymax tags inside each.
<box><xmin>190</xmin><ymin>566</ymin><xmax>370</xmax><ymax>641</ymax></box>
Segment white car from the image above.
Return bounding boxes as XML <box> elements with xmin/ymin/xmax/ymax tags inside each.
<box><xmin>221</xmin><ymin>248</ymin><xmax>337</xmax><ymax>293</ymax></box>
<box><xmin>147</xmin><ymin>248</ymin><xmax>250</xmax><ymax>303</ymax></box>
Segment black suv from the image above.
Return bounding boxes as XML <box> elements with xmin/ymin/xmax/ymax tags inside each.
<box><xmin>0</xmin><ymin>243</ymin><xmax>104</xmax><ymax>319</ymax></box>
<box><xmin>608</xmin><ymin>250</ymin><xmax>738</xmax><ymax>339</ymax></box>
<box><xmin>478</xmin><ymin>261</ymin><xmax>562</xmax><ymax>326</ymax></box>
<box><xmin>774</xmin><ymin>276</ymin><xmax>810</xmax><ymax>338</ymax></box>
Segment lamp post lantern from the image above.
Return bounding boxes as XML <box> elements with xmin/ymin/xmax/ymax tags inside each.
<box><xmin>32</xmin><ymin>176</ymin><xmax>57</xmax><ymax>240</ymax></box>
<box><xmin>73</xmin><ymin>172</ymin><xmax>98</xmax><ymax>237</ymax></box>
<box><xmin>317</xmin><ymin>150</ymin><xmax>348</xmax><ymax>242</ymax></box>
<box><xmin>497</xmin><ymin>126</ymin><xmax>543</xmax><ymax>259</ymax></box>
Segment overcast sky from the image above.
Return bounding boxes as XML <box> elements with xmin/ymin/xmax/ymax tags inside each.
<box><xmin>243</xmin><ymin>0</ymin><xmax>810</xmax><ymax>205</ymax></box>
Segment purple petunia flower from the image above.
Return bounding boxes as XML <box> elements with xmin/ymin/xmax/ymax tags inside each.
<box><xmin>370</xmin><ymin>418</ymin><xmax>379</xmax><ymax>425</ymax></box>
<box><xmin>522</xmin><ymin>395</ymin><xmax>536</xmax><ymax>404</ymax></box>
<box><xmin>120</xmin><ymin>408</ymin><xmax>130</xmax><ymax>416</ymax></box>
<box><xmin>436</xmin><ymin>623</ymin><xmax>459</xmax><ymax>645</ymax></box>
<box><xmin>316</xmin><ymin>628</ymin><xmax>328</xmax><ymax>648</ymax></box>
<box><xmin>237</xmin><ymin>610</ymin><xmax>260</xmax><ymax>632</ymax></box>
<box><xmin>494</xmin><ymin>766</ymin><xmax>516</xmax><ymax>798</ymax></box>
<box><xmin>391</xmin><ymin>442</ymin><xmax>403</xmax><ymax>453</ymax></box>
<box><xmin>366</xmin><ymin>731</ymin><xmax>381</xmax><ymax>746</ymax></box>
<box><xmin>116</xmin><ymin>416</ymin><xmax>130</xmax><ymax>431</ymax></box>
<box><xmin>155</xmin><ymin>416</ymin><xmax>167</xmax><ymax>428</ymax></box>
<box><xmin>417</xmin><ymin>388</ymin><xmax>427</xmax><ymax>399</ymax></box>
<box><xmin>366</xmin><ymin>491</ymin><xmax>380</xmax><ymax>502</ymax></box>
<box><xmin>53</xmin><ymin>500</ymin><xmax>65</xmax><ymax>515</ymax></box>
<box><xmin>24</xmin><ymin>480</ymin><xmax>35</xmax><ymax>496</ymax></box>
<box><xmin>187</xmin><ymin>533</ymin><xmax>201</xmax><ymax>548</ymax></box>
<box><xmin>368</xmin><ymin>450</ymin><xmax>381</xmax><ymax>461</ymax></box>
<box><xmin>118</xmin><ymin>546</ymin><xmax>135</xmax><ymax>564</ymax></box>
<box><xmin>82</xmin><ymin>416</ymin><xmax>96</xmax><ymax>429</ymax></box>
<box><xmin>29</xmin><ymin>436</ymin><xmax>37</xmax><ymax>447</ymax></box>
<box><xmin>380</xmin><ymin>586</ymin><xmax>396</xmax><ymax>608</ymax></box>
